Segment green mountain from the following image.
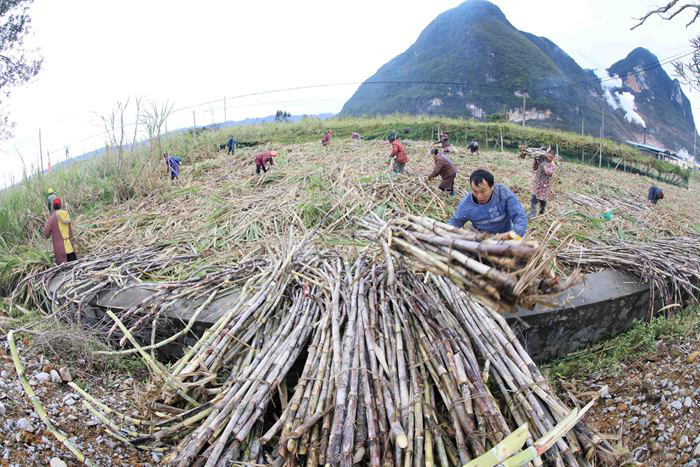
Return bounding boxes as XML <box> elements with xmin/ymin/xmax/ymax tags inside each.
<box><xmin>340</xmin><ymin>0</ymin><xmax>698</xmax><ymax>159</ymax></box>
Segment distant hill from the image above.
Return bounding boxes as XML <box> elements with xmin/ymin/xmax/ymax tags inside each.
<box><xmin>340</xmin><ymin>0</ymin><xmax>698</xmax><ymax>159</ymax></box>
<box><xmin>53</xmin><ymin>113</ymin><xmax>335</xmax><ymax>169</ymax></box>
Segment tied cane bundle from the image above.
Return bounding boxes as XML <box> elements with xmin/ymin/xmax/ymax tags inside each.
<box><xmin>358</xmin><ymin>213</ymin><xmax>581</xmax><ymax>312</ymax></box>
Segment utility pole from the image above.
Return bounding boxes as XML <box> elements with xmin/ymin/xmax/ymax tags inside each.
<box><xmin>521</xmin><ymin>92</ymin><xmax>527</xmax><ymax>129</ymax></box>
<box><xmin>224</xmin><ymin>97</ymin><xmax>227</xmax><ymax>123</ymax></box>
<box><xmin>38</xmin><ymin>129</ymin><xmax>44</xmax><ymax>174</ymax></box>
<box><xmin>581</xmin><ymin>112</ymin><xmax>584</xmax><ymax>163</ymax></box>
<box><xmin>643</xmin><ymin>127</ymin><xmax>647</xmax><ymax>144</ymax></box>
<box><xmin>599</xmin><ymin>105</ymin><xmax>604</xmax><ymax>168</ymax></box>
<box><xmin>65</xmin><ymin>147</ymin><xmax>69</xmax><ymax>161</ymax></box>
<box><xmin>694</xmin><ymin>127</ymin><xmax>696</xmax><ymax>161</ymax></box>
<box><xmin>193</xmin><ymin>110</ymin><xmax>196</xmax><ymax>129</ymax></box>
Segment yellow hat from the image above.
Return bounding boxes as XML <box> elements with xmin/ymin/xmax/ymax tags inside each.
<box><xmin>47</xmin><ymin>188</ymin><xmax>54</xmax><ymax>195</ymax></box>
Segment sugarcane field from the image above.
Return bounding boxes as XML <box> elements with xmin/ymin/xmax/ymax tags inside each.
<box><xmin>1</xmin><ymin>120</ymin><xmax>700</xmax><ymax>467</ymax></box>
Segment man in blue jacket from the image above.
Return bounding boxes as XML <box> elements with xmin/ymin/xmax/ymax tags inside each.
<box><xmin>226</xmin><ymin>136</ymin><xmax>237</xmax><ymax>156</ymax></box>
<box><xmin>448</xmin><ymin>169</ymin><xmax>528</xmax><ymax>238</ymax></box>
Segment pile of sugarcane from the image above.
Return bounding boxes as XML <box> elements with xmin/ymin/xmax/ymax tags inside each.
<box><xmin>559</xmin><ymin>236</ymin><xmax>700</xmax><ymax>309</ymax></box>
<box><xmin>11</xmin><ymin>244</ymin><xmax>267</xmax><ymax>349</ymax></box>
<box><xmin>358</xmin><ymin>214</ymin><xmax>580</xmax><ymax>312</ymax></box>
<box><xmin>20</xmin><ymin>233</ymin><xmax>622</xmax><ymax>466</ymax></box>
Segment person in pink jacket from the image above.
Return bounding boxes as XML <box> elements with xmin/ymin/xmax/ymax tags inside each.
<box><xmin>530</xmin><ymin>149</ymin><xmax>557</xmax><ymax>217</ymax></box>
<box><xmin>44</xmin><ymin>197</ymin><xmax>77</xmax><ymax>264</ymax></box>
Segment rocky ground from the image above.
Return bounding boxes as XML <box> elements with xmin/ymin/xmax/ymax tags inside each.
<box><xmin>568</xmin><ymin>335</ymin><xmax>700</xmax><ymax>466</ymax></box>
<box><xmin>0</xmin><ymin>331</ymin><xmax>154</xmax><ymax>466</ymax></box>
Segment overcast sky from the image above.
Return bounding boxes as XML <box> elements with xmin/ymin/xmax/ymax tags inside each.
<box><xmin>1</xmin><ymin>0</ymin><xmax>698</xmax><ymax>184</ymax></box>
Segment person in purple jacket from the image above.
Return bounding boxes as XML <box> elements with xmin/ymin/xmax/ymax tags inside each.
<box><xmin>164</xmin><ymin>154</ymin><xmax>181</xmax><ymax>180</ymax></box>
<box><xmin>448</xmin><ymin>169</ymin><xmax>528</xmax><ymax>238</ymax></box>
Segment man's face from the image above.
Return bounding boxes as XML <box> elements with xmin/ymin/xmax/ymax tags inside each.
<box><xmin>546</xmin><ymin>152</ymin><xmax>554</xmax><ymax>162</ymax></box>
<box><xmin>471</xmin><ymin>180</ymin><xmax>493</xmax><ymax>204</ymax></box>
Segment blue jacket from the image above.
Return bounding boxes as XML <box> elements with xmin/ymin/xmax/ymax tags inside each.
<box><xmin>448</xmin><ymin>184</ymin><xmax>528</xmax><ymax>237</ymax></box>
<box><xmin>167</xmin><ymin>156</ymin><xmax>181</xmax><ymax>177</ymax></box>
<box><xmin>648</xmin><ymin>185</ymin><xmax>663</xmax><ymax>204</ymax></box>
<box><xmin>227</xmin><ymin>137</ymin><xmax>237</xmax><ymax>149</ymax></box>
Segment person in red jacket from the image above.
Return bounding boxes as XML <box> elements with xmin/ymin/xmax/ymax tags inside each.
<box><xmin>321</xmin><ymin>130</ymin><xmax>333</xmax><ymax>146</ymax></box>
<box><xmin>44</xmin><ymin>197</ymin><xmax>77</xmax><ymax>265</ymax></box>
<box><xmin>255</xmin><ymin>150</ymin><xmax>278</xmax><ymax>174</ymax></box>
<box><xmin>388</xmin><ymin>134</ymin><xmax>408</xmax><ymax>174</ymax></box>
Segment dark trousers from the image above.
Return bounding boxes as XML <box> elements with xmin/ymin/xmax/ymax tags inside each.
<box><xmin>227</xmin><ymin>147</ymin><xmax>234</xmax><ymax>155</ymax></box>
<box><xmin>530</xmin><ymin>195</ymin><xmax>546</xmax><ymax>215</ymax></box>
<box><xmin>170</xmin><ymin>172</ymin><xmax>177</xmax><ymax>180</ymax></box>
<box><xmin>66</xmin><ymin>252</ymin><xmax>77</xmax><ymax>262</ymax></box>
<box><xmin>256</xmin><ymin>164</ymin><xmax>267</xmax><ymax>174</ymax></box>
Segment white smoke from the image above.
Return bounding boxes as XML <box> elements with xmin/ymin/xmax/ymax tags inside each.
<box><xmin>594</xmin><ymin>69</ymin><xmax>621</xmax><ymax>110</ymax></box>
<box><xmin>593</xmin><ymin>68</ymin><xmax>646</xmax><ymax>128</ymax></box>
<box><xmin>617</xmin><ymin>92</ymin><xmax>646</xmax><ymax>128</ymax></box>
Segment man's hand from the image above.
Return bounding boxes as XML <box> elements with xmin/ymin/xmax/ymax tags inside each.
<box><xmin>502</xmin><ymin>231</ymin><xmax>522</xmax><ymax>241</ymax></box>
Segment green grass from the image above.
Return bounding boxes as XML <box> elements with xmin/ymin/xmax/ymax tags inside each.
<box><xmin>544</xmin><ymin>307</ymin><xmax>700</xmax><ymax>383</ymax></box>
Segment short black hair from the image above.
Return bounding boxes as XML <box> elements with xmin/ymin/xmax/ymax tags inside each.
<box><xmin>469</xmin><ymin>169</ymin><xmax>494</xmax><ymax>187</ymax></box>
<box><xmin>430</xmin><ymin>148</ymin><xmax>439</xmax><ymax>155</ymax></box>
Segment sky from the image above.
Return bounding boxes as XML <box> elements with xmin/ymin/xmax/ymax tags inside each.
<box><xmin>0</xmin><ymin>0</ymin><xmax>698</xmax><ymax>185</ymax></box>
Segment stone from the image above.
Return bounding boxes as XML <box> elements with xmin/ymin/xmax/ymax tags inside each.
<box><xmin>684</xmin><ymin>396</ymin><xmax>693</xmax><ymax>408</ymax></box>
<box><xmin>685</xmin><ymin>460</ymin><xmax>698</xmax><ymax>467</ymax></box>
<box><xmin>688</xmin><ymin>351</ymin><xmax>700</xmax><ymax>363</ymax></box>
<box><xmin>63</xmin><ymin>396</ymin><xmax>76</xmax><ymax>406</ymax></box>
<box><xmin>693</xmin><ymin>442</ymin><xmax>700</xmax><ymax>457</ymax></box>
<box><xmin>599</xmin><ymin>385</ymin><xmax>610</xmax><ymax>398</ymax></box>
<box><xmin>50</xmin><ymin>369</ymin><xmax>61</xmax><ymax>384</ymax></box>
<box><xmin>49</xmin><ymin>458</ymin><xmax>67</xmax><ymax>467</ymax></box>
<box><xmin>651</xmin><ymin>442</ymin><xmax>663</xmax><ymax>452</ymax></box>
<box><xmin>670</xmin><ymin>400</ymin><xmax>683</xmax><ymax>410</ymax></box>
<box><xmin>16</xmin><ymin>417</ymin><xmax>35</xmax><ymax>433</ymax></box>
<box><xmin>0</xmin><ymin>401</ymin><xmax>5</xmax><ymax>416</ymax></box>
<box><xmin>680</xmin><ymin>435</ymin><xmax>690</xmax><ymax>449</ymax></box>
<box><xmin>58</xmin><ymin>367</ymin><xmax>72</xmax><ymax>383</ymax></box>
<box><xmin>34</xmin><ymin>372</ymin><xmax>51</xmax><ymax>383</ymax></box>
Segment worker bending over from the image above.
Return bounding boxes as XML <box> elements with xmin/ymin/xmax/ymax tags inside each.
<box><xmin>468</xmin><ymin>140</ymin><xmax>480</xmax><ymax>155</ymax></box>
<box><xmin>648</xmin><ymin>185</ymin><xmax>664</xmax><ymax>204</ymax></box>
<box><xmin>255</xmin><ymin>150</ymin><xmax>278</xmax><ymax>174</ymax></box>
<box><xmin>164</xmin><ymin>154</ymin><xmax>181</xmax><ymax>180</ymax></box>
<box><xmin>449</xmin><ymin>169</ymin><xmax>528</xmax><ymax>238</ymax></box>
<box><xmin>321</xmin><ymin>130</ymin><xmax>333</xmax><ymax>146</ymax></box>
<box><xmin>427</xmin><ymin>148</ymin><xmax>457</xmax><ymax>196</ymax></box>
<box><xmin>44</xmin><ymin>197</ymin><xmax>77</xmax><ymax>265</ymax></box>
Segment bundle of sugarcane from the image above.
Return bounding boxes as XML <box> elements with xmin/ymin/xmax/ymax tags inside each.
<box><xmin>358</xmin><ymin>213</ymin><xmax>579</xmax><ymax>312</ymax></box>
<box><xmin>518</xmin><ymin>145</ymin><xmax>549</xmax><ymax>159</ymax></box>
<box><xmin>559</xmin><ymin>236</ymin><xmax>700</xmax><ymax>309</ymax></box>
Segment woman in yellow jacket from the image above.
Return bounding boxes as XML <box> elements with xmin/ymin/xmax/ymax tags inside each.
<box><xmin>43</xmin><ymin>197</ymin><xmax>77</xmax><ymax>264</ymax></box>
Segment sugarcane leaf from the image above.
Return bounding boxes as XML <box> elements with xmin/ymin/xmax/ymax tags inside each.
<box><xmin>463</xmin><ymin>423</ymin><xmax>529</xmax><ymax>467</ymax></box>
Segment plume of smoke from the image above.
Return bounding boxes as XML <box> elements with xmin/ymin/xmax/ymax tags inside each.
<box><xmin>594</xmin><ymin>68</ymin><xmax>646</xmax><ymax>128</ymax></box>
<box><xmin>617</xmin><ymin>92</ymin><xmax>646</xmax><ymax>128</ymax></box>
<box><xmin>594</xmin><ymin>69</ymin><xmax>621</xmax><ymax>110</ymax></box>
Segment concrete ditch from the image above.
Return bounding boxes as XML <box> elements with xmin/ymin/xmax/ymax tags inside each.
<box><xmin>49</xmin><ymin>269</ymin><xmax>653</xmax><ymax>363</ymax></box>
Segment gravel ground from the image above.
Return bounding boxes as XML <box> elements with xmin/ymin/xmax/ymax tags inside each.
<box><xmin>0</xmin><ymin>332</ymin><xmax>155</xmax><ymax>466</ymax></box>
<box><xmin>569</xmin><ymin>336</ymin><xmax>700</xmax><ymax>466</ymax></box>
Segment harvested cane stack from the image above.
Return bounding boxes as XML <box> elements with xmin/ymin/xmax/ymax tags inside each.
<box><xmin>559</xmin><ymin>236</ymin><xmax>700</xmax><ymax>309</ymax></box>
<box><xmin>358</xmin><ymin>213</ymin><xmax>580</xmax><ymax>312</ymax></box>
<box><xmin>27</xmin><ymin>231</ymin><xmax>622</xmax><ymax>466</ymax></box>
<box><xmin>57</xmin><ymin>255</ymin><xmax>619</xmax><ymax>466</ymax></box>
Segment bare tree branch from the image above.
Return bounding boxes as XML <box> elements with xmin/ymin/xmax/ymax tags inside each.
<box><xmin>631</xmin><ymin>0</ymin><xmax>700</xmax><ymax>29</ymax></box>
